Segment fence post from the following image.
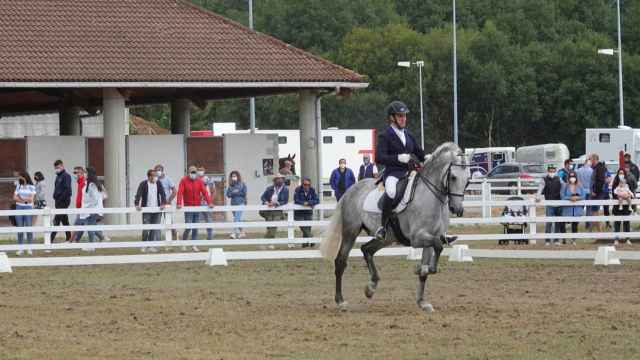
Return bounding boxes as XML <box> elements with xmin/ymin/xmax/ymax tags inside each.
<box><xmin>287</xmin><ymin>206</ymin><xmax>295</xmax><ymax>248</ymax></box>
<box><xmin>528</xmin><ymin>200</ymin><xmax>537</xmax><ymax>245</ymax></box>
<box><xmin>481</xmin><ymin>181</ymin><xmax>491</xmax><ymax>218</ymax></box>
<box><xmin>517</xmin><ymin>178</ymin><xmax>522</xmax><ymax>195</ymax></box>
<box><xmin>42</xmin><ymin>208</ymin><xmax>52</xmax><ymax>247</ymax></box>
<box><xmin>164</xmin><ymin>208</ymin><xmax>173</xmax><ymax>242</ymax></box>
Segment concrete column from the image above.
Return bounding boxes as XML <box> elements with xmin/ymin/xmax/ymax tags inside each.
<box><xmin>59</xmin><ymin>106</ymin><xmax>82</xmax><ymax>135</ymax></box>
<box><xmin>103</xmin><ymin>88</ymin><xmax>127</xmax><ymax>224</ymax></box>
<box><xmin>299</xmin><ymin>91</ymin><xmax>321</xmax><ymax>193</ymax></box>
<box><xmin>171</xmin><ymin>99</ymin><xmax>191</xmax><ymax>135</ymax></box>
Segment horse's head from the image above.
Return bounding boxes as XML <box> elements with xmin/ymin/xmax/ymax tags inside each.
<box><xmin>422</xmin><ymin>143</ymin><xmax>470</xmax><ymax>217</ymax></box>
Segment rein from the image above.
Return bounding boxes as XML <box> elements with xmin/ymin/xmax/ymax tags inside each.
<box><xmin>417</xmin><ymin>156</ymin><xmax>469</xmax><ymax>204</ymax></box>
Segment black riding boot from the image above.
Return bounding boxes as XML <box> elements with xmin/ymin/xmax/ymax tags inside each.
<box><xmin>375</xmin><ymin>193</ymin><xmax>394</xmax><ymax>241</ymax></box>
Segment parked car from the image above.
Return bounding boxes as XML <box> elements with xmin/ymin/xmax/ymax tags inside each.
<box><xmin>485</xmin><ymin>162</ymin><xmax>545</xmax><ymax>194</ymax></box>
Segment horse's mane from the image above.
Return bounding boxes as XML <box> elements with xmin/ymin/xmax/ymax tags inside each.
<box><xmin>423</xmin><ymin>142</ymin><xmax>461</xmax><ymax>169</ymax></box>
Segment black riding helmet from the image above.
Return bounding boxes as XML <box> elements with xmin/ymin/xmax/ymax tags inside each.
<box><xmin>386</xmin><ymin>101</ymin><xmax>410</xmax><ymax>116</ymax></box>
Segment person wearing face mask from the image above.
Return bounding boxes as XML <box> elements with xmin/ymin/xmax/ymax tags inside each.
<box><xmin>154</xmin><ymin>164</ymin><xmax>178</xmax><ymax>242</ymax></box>
<box><xmin>50</xmin><ymin>160</ymin><xmax>73</xmax><ymax>243</ymax></box>
<box><xmin>576</xmin><ymin>156</ymin><xmax>594</xmax><ymax>229</ymax></box>
<box><xmin>197</xmin><ymin>166</ymin><xmax>216</xmax><ymax>241</ymax></box>
<box><xmin>623</xmin><ymin>153</ymin><xmax>640</xmax><ymax>180</ymax></box>
<box><xmin>260</xmin><ymin>174</ymin><xmax>289</xmax><ymax>239</ymax></box>
<box><xmin>329</xmin><ymin>158</ymin><xmax>356</xmax><ymax>201</ymax></box>
<box><xmin>358</xmin><ymin>155</ymin><xmax>379</xmax><ymax>181</ymax></box>
<box><xmin>536</xmin><ymin>164</ymin><xmax>564</xmax><ymax>245</ymax></box>
<box><xmin>135</xmin><ymin>169</ymin><xmax>168</xmax><ymax>252</ymax></box>
<box><xmin>294</xmin><ymin>177</ymin><xmax>320</xmax><ymax>247</ymax></box>
<box><xmin>176</xmin><ymin>165</ymin><xmax>213</xmax><ymax>251</ymax></box>
<box><xmin>612</xmin><ymin>169</ymin><xmax>634</xmax><ymax>245</ymax></box>
<box><xmin>591</xmin><ymin>156</ymin><xmax>612</xmax><ymax>233</ymax></box>
<box><xmin>561</xmin><ymin>171</ymin><xmax>586</xmax><ymax>245</ymax></box>
<box><xmin>225</xmin><ymin>170</ymin><xmax>247</xmax><ymax>239</ymax></box>
<box><xmin>373</xmin><ymin>101</ymin><xmax>429</xmax><ymax>242</ymax></box>
<box><xmin>13</xmin><ymin>171</ymin><xmax>36</xmax><ymax>256</ymax></box>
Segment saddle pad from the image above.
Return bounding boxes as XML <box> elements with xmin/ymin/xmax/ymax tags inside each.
<box><xmin>362</xmin><ymin>171</ymin><xmax>417</xmax><ymax>214</ymax></box>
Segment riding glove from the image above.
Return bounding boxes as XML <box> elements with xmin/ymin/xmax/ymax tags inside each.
<box><xmin>398</xmin><ymin>153</ymin><xmax>411</xmax><ymax>163</ymax></box>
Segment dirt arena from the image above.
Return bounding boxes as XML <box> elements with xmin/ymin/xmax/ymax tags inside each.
<box><xmin>1</xmin><ymin>255</ymin><xmax>639</xmax><ymax>359</ymax></box>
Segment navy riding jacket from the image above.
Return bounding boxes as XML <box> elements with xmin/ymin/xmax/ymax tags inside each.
<box><xmin>375</xmin><ymin>125</ymin><xmax>426</xmax><ymax>180</ymax></box>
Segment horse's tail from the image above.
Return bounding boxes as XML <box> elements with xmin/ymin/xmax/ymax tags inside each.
<box><xmin>320</xmin><ymin>198</ymin><xmax>344</xmax><ymax>261</ymax></box>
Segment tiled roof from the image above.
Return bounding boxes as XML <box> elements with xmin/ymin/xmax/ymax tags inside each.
<box><xmin>0</xmin><ymin>0</ymin><xmax>364</xmax><ymax>84</ymax></box>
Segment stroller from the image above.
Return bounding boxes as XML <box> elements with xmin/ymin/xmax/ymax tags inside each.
<box><xmin>499</xmin><ymin>196</ymin><xmax>529</xmax><ymax>245</ymax></box>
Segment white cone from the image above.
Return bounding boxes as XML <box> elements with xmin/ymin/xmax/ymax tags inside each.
<box><xmin>0</xmin><ymin>252</ymin><xmax>12</xmax><ymax>273</ymax></box>
<box><xmin>448</xmin><ymin>244</ymin><xmax>473</xmax><ymax>262</ymax></box>
<box><xmin>206</xmin><ymin>248</ymin><xmax>228</xmax><ymax>266</ymax></box>
<box><xmin>594</xmin><ymin>246</ymin><xmax>621</xmax><ymax>266</ymax></box>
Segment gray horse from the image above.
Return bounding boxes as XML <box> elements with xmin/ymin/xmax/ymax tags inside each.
<box><xmin>320</xmin><ymin>142</ymin><xmax>469</xmax><ymax>312</ymax></box>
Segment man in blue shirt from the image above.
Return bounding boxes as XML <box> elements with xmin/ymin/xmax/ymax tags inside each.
<box><xmin>330</xmin><ymin>159</ymin><xmax>356</xmax><ymax>201</ymax></box>
<box><xmin>294</xmin><ymin>177</ymin><xmax>320</xmax><ymax>247</ymax></box>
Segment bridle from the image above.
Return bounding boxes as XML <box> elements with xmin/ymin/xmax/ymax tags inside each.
<box><xmin>418</xmin><ymin>153</ymin><xmax>470</xmax><ymax>204</ymax></box>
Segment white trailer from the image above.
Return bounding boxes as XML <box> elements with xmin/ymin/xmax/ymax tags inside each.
<box><xmin>585</xmin><ymin>127</ymin><xmax>640</xmax><ymax>164</ymax></box>
<box><xmin>464</xmin><ymin>147</ymin><xmax>515</xmax><ymax>176</ymax></box>
<box><xmin>515</xmin><ymin>143</ymin><xmax>570</xmax><ymax>169</ymax></box>
<box><xmin>213</xmin><ymin>123</ymin><xmax>376</xmax><ymax>181</ymax></box>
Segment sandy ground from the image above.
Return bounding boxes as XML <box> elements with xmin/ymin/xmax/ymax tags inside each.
<box><xmin>1</xmin><ymin>256</ymin><xmax>639</xmax><ymax>360</ymax></box>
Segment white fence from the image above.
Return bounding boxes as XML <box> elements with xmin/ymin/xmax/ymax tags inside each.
<box><xmin>2</xmin><ymin>196</ymin><xmax>640</xmax><ymax>271</ymax></box>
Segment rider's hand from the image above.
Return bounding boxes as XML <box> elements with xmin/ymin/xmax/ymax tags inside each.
<box><xmin>398</xmin><ymin>153</ymin><xmax>411</xmax><ymax>164</ymax></box>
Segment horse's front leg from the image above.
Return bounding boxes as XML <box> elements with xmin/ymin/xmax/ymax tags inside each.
<box><xmin>361</xmin><ymin>238</ymin><xmax>386</xmax><ymax>299</ymax></box>
<box><xmin>416</xmin><ymin>247</ymin><xmax>434</xmax><ymax>312</ymax></box>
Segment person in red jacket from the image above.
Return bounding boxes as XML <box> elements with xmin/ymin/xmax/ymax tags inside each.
<box><xmin>177</xmin><ymin>165</ymin><xmax>213</xmax><ymax>251</ymax></box>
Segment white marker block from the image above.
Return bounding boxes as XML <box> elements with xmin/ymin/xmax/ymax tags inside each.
<box><xmin>0</xmin><ymin>252</ymin><xmax>12</xmax><ymax>273</ymax></box>
<box><xmin>594</xmin><ymin>246</ymin><xmax>621</xmax><ymax>266</ymax></box>
<box><xmin>448</xmin><ymin>244</ymin><xmax>473</xmax><ymax>262</ymax></box>
<box><xmin>206</xmin><ymin>248</ymin><xmax>228</xmax><ymax>266</ymax></box>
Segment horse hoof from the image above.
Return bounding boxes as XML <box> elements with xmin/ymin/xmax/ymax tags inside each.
<box><xmin>337</xmin><ymin>301</ymin><xmax>349</xmax><ymax>312</ymax></box>
<box><xmin>364</xmin><ymin>284</ymin><xmax>375</xmax><ymax>299</ymax></box>
<box><xmin>418</xmin><ymin>302</ymin><xmax>434</xmax><ymax>313</ymax></box>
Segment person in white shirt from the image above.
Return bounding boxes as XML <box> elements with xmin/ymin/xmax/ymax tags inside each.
<box><xmin>13</xmin><ymin>171</ymin><xmax>36</xmax><ymax>256</ymax></box>
<box><xmin>72</xmin><ymin>167</ymin><xmax>103</xmax><ymax>250</ymax></box>
<box><xmin>135</xmin><ymin>169</ymin><xmax>167</xmax><ymax>252</ymax></box>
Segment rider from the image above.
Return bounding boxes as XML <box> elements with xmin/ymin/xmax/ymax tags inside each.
<box><xmin>375</xmin><ymin>101</ymin><xmax>429</xmax><ymax>241</ymax></box>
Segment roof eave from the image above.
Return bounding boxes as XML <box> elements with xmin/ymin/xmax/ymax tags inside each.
<box><xmin>0</xmin><ymin>81</ymin><xmax>369</xmax><ymax>89</ymax></box>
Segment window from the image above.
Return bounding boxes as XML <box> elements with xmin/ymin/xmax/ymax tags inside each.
<box><xmin>545</xmin><ymin>151</ymin><xmax>556</xmax><ymax>159</ymax></box>
<box><xmin>278</xmin><ymin>136</ymin><xmax>287</xmax><ymax>144</ymax></box>
<box><xmin>492</xmin><ymin>153</ymin><xmax>504</xmax><ymax>161</ymax></box>
<box><xmin>599</xmin><ymin>133</ymin><xmax>611</xmax><ymax>143</ymax></box>
<box><xmin>345</xmin><ymin>136</ymin><xmax>355</xmax><ymax>143</ymax></box>
<box><xmin>323</xmin><ymin>136</ymin><xmax>333</xmax><ymax>144</ymax></box>
<box><xmin>524</xmin><ymin>165</ymin><xmax>545</xmax><ymax>173</ymax></box>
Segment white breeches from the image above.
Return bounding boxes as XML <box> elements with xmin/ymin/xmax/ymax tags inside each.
<box><xmin>385</xmin><ymin>176</ymin><xmax>399</xmax><ymax>198</ymax></box>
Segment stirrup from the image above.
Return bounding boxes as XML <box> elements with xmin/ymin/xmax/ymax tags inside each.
<box><xmin>374</xmin><ymin>226</ymin><xmax>386</xmax><ymax>241</ymax></box>
<box><xmin>442</xmin><ymin>235</ymin><xmax>458</xmax><ymax>245</ymax></box>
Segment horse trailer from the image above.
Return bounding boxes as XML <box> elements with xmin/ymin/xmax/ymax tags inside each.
<box><xmin>464</xmin><ymin>147</ymin><xmax>515</xmax><ymax>177</ymax></box>
<box><xmin>515</xmin><ymin>143</ymin><xmax>570</xmax><ymax>169</ymax></box>
<box><xmin>586</xmin><ymin>127</ymin><xmax>640</xmax><ymax>164</ymax></box>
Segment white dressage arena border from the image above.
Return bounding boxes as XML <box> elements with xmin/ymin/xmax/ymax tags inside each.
<box><xmin>2</xmin><ymin>246</ymin><xmax>638</xmax><ymax>273</ymax></box>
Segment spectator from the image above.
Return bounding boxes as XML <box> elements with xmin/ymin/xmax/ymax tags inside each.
<box><xmin>135</xmin><ymin>169</ymin><xmax>167</xmax><ymax>252</ymax></box>
<box><xmin>177</xmin><ymin>165</ymin><xmax>212</xmax><ymax>251</ymax></box>
<box><xmin>225</xmin><ymin>170</ymin><xmax>247</xmax><ymax>239</ymax></box>
<box><xmin>576</xmin><ymin>156</ymin><xmax>594</xmax><ymax>229</ymax></box>
<box><xmin>260</xmin><ymin>174</ymin><xmax>289</xmax><ymax>239</ymax></box>
<box><xmin>561</xmin><ymin>171</ymin><xmax>586</xmax><ymax>245</ymax></box>
<box><xmin>624</xmin><ymin>162</ymin><xmax>638</xmax><ymax>214</ymax></box>
<box><xmin>33</xmin><ymin>172</ymin><xmax>46</xmax><ymax>209</ymax></box>
<box><xmin>536</xmin><ymin>164</ymin><xmax>564</xmax><ymax>245</ymax></box>
<box><xmin>72</xmin><ymin>167</ymin><xmax>103</xmax><ymax>251</ymax></box>
<box><xmin>197</xmin><ymin>166</ymin><xmax>216</xmax><ymax>241</ymax></box>
<box><xmin>50</xmin><ymin>160</ymin><xmax>72</xmax><ymax>243</ymax></box>
<box><xmin>294</xmin><ymin>177</ymin><xmax>320</xmax><ymax>247</ymax></box>
<box><xmin>154</xmin><ymin>164</ymin><xmax>178</xmax><ymax>241</ymax></box>
<box><xmin>73</xmin><ymin>166</ymin><xmax>86</xmax><ymax>208</ymax></box>
<box><xmin>623</xmin><ymin>153</ymin><xmax>640</xmax><ymax>180</ymax></box>
<box><xmin>591</xmin><ymin>156</ymin><xmax>612</xmax><ymax>232</ymax></box>
<box><xmin>94</xmin><ymin>185</ymin><xmax>108</xmax><ymax>242</ymax></box>
<box><xmin>358</xmin><ymin>155</ymin><xmax>378</xmax><ymax>181</ymax></box>
<box><xmin>612</xmin><ymin>169</ymin><xmax>634</xmax><ymax>246</ymax></box>
<box><xmin>13</xmin><ymin>171</ymin><xmax>36</xmax><ymax>256</ymax></box>
<box><xmin>557</xmin><ymin>159</ymin><xmax>573</xmax><ymax>183</ymax></box>
<box><xmin>330</xmin><ymin>158</ymin><xmax>356</xmax><ymax>201</ymax></box>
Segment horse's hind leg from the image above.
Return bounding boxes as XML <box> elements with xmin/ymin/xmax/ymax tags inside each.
<box><xmin>335</xmin><ymin>226</ymin><xmax>360</xmax><ymax>310</ymax></box>
<box><xmin>361</xmin><ymin>238</ymin><xmax>385</xmax><ymax>299</ymax></box>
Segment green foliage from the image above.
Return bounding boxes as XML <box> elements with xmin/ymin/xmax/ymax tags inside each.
<box><xmin>137</xmin><ymin>0</ymin><xmax>640</xmax><ymax>156</ymax></box>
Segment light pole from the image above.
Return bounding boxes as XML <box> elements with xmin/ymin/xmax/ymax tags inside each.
<box><xmin>452</xmin><ymin>0</ymin><xmax>459</xmax><ymax>144</ymax></box>
<box><xmin>597</xmin><ymin>0</ymin><xmax>624</xmax><ymax>127</ymax></box>
<box><xmin>249</xmin><ymin>0</ymin><xmax>256</xmax><ymax>133</ymax></box>
<box><xmin>398</xmin><ymin>61</ymin><xmax>426</xmax><ymax>149</ymax></box>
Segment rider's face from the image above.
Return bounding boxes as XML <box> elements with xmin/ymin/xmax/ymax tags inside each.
<box><xmin>394</xmin><ymin>113</ymin><xmax>407</xmax><ymax>129</ymax></box>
